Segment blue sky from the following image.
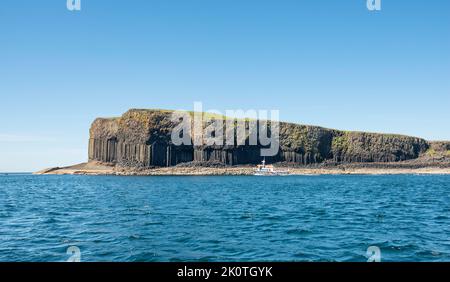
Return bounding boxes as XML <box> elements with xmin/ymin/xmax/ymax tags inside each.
<box><xmin>0</xmin><ymin>0</ymin><xmax>449</xmax><ymax>172</ymax></box>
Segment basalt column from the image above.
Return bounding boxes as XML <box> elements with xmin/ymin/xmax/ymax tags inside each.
<box><xmin>88</xmin><ymin>109</ymin><xmax>431</xmax><ymax>168</ymax></box>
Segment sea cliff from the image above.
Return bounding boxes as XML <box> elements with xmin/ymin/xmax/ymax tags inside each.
<box><xmin>36</xmin><ymin>109</ymin><xmax>450</xmax><ymax>175</ymax></box>
<box><xmin>88</xmin><ymin>109</ymin><xmax>432</xmax><ymax>167</ymax></box>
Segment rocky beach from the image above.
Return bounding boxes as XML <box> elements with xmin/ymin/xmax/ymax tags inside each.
<box><xmin>35</xmin><ymin>159</ymin><xmax>450</xmax><ymax>176</ymax></box>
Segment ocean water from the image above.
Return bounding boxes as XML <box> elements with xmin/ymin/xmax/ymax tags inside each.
<box><xmin>0</xmin><ymin>174</ymin><xmax>449</xmax><ymax>262</ymax></box>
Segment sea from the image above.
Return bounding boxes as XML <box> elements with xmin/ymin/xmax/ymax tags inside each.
<box><xmin>0</xmin><ymin>174</ymin><xmax>449</xmax><ymax>262</ymax></box>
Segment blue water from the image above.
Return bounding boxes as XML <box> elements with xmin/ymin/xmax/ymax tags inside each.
<box><xmin>0</xmin><ymin>174</ymin><xmax>449</xmax><ymax>262</ymax></box>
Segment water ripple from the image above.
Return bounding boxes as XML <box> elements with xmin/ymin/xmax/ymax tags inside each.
<box><xmin>0</xmin><ymin>174</ymin><xmax>449</xmax><ymax>261</ymax></box>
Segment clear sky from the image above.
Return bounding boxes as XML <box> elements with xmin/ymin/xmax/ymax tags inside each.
<box><xmin>0</xmin><ymin>0</ymin><xmax>449</xmax><ymax>172</ymax></box>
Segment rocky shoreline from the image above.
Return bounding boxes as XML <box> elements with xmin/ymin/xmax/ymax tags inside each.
<box><xmin>34</xmin><ymin>160</ymin><xmax>450</xmax><ymax>176</ymax></box>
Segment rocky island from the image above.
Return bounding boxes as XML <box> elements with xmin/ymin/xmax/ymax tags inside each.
<box><xmin>36</xmin><ymin>109</ymin><xmax>450</xmax><ymax>175</ymax></box>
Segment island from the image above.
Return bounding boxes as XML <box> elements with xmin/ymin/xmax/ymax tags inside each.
<box><xmin>35</xmin><ymin>109</ymin><xmax>450</xmax><ymax>175</ymax></box>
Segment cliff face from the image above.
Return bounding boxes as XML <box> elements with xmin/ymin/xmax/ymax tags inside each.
<box><xmin>88</xmin><ymin>109</ymin><xmax>430</xmax><ymax>168</ymax></box>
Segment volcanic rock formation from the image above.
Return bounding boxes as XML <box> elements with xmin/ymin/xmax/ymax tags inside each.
<box><xmin>88</xmin><ymin>109</ymin><xmax>432</xmax><ymax>168</ymax></box>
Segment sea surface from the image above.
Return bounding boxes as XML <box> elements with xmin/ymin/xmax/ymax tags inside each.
<box><xmin>0</xmin><ymin>174</ymin><xmax>449</xmax><ymax>262</ymax></box>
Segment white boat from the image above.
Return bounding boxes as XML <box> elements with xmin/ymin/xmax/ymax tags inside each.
<box><xmin>254</xmin><ymin>158</ymin><xmax>289</xmax><ymax>176</ymax></box>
